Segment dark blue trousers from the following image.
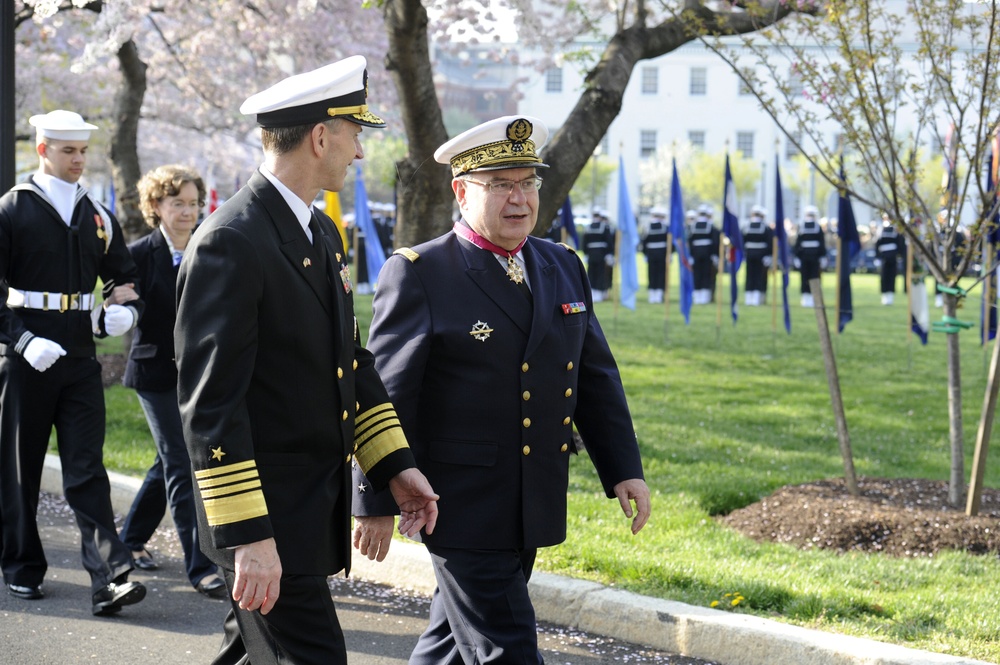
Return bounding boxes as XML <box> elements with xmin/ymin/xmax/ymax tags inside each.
<box><xmin>410</xmin><ymin>546</ymin><xmax>543</xmax><ymax>665</ymax></box>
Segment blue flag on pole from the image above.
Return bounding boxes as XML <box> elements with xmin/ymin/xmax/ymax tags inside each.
<box><xmin>354</xmin><ymin>166</ymin><xmax>387</xmax><ymax>285</ymax></box>
<box><xmin>722</xmin><ymin>154</ymin><xmax>744</xmax><ymax>323</ymax></box>
<box><xmin>559</xmin><ymin>196</ymin><xmax>580</xmax><ymax>249</ymax></box>
<box><xmin>669</xmin><ymin>158</ymin><xmax>694</xmax><ymax>324</ymax></box>
<box><xmin>837</xmin><ymin>160</ymin><xmax>861</xmax><ymax>333</ymax></box>
<box><xmin>617</xmin><ymin>156</ymin><xmax>640</xmax><ymax>310</ymax></box>
<box><xmin>774</xmin><ymin>158</ymin><xmax>792</xmax><ymax>334</ymax></box>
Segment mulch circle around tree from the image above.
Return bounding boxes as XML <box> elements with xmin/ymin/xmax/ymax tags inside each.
<box><xmin>720</xmin><ymin>476</ymin><xmax>1000</xmax><ymax>557</ymax></box>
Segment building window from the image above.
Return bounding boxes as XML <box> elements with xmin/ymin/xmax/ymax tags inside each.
<box><xmin>546</xmin><ymin>67</ymin><xmax>563</xmax><ymax>93</ymax></box>
<box><xmin>786</xmin><ymin>132</ymin><xmax>801</xmax><ymax>159</ymax></box>
<box><xmin>640</xmin><ymin>130</ymin><xmax>657</xmax><ymax>158</ymax></box>
<box><xmin>736</xmin><ymin>131</ymin><xmax>754</xmax><ymax>158</ymax></box>
<box><xmin>690</xmin><ymin>67</ymin><xmax>707</xmax><ymax>96</ymax></box>
<box><xmin>788</xmin><ymin>72</ymin><xmax>804</xmax><ymax>98</ymax></box>
<box><xmin>688</xmin><ymin>130</ymin><xmax>706</xmax><ymax>150</ymax></box>
<box><xmin>641</xmin><ymin>66</ymin><xmax>658</xmax><ymax>95</ymax></box>
<box><xmin>738</xmin><ymin>78</ymin><xmax>752</xmax><ymax>96</ymax></box>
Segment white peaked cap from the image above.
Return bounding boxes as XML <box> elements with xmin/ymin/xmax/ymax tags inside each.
<box><xmin>240</xmin><ymin>55</ymin><xmax>385</xmax><ymax>129</ymax></box>
<box><xmin>435</xmin><ymin>115</ymin><xmax>549</xmax><ymax>177</ymax></box>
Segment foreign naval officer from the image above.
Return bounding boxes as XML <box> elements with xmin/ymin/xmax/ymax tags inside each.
<box><xmin>352</xmin><ymin>115</ymin><xmax>651</xmax><ymax>664</ymax></box>
<box><xmin>175</xmin><ymin>56</ymin><xmax>438</xmax><ymax>665</ymax></box>
<box><xmin>0</xmin><ymin>110</ymin><xmax>147</xmax><ymax>615</ymax></box>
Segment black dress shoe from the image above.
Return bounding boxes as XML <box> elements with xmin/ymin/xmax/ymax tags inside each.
<box><xmin>195</xmin><ymin>574</ymin><xmax>228</xmax><ymax>599</ymax></box>
<box><xmin>131</xmin><ymin>549</ymin><xmax>158</xmax><ymax>571</ymax></box>
<box><xmin>7</xmin><ymin>583</ymin><xmax>43</xmax><ymax>600</ymax></box>
<box><xmin>92</xmin><ymin>580</ymin><xmax>146</xmax><ymax>616</ymax></box>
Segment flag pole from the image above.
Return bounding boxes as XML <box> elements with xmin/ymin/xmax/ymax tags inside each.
<box><xmin>771</xmin><ymin>235</ymin><xmax>779</xmax><ymax>353</ymax></box>
<box><xmin>664</xmin><ymin>232</ymin><xmax>674</xmax><ymax>340</ymax></box>
<box><xmin>906</xmin><ymin>235</ymin><xmax>914</xmax><ymax>371</ymax></box>
<box><xmin>716</xmin><ymin>234</ymin><xmax>725</xmax><ymax>343</ymax></box>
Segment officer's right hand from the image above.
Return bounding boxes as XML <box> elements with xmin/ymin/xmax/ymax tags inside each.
<box><xmin>22</xmin><ymin>337</ymin><xmax>66</xmax><ymax>372</ymax></box>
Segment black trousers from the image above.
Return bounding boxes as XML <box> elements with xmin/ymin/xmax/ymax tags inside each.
<box><xmin>880</xmin><ymin>262</ymin><xmax>898</xmax><ymax>294</ymax></box>
<box><xmin>213</xmin><ymin>571</ymin><xmax>347</xmax><ymax>665</ymax></box>
<box><xmin>410</xmin><ymin>546</ymin><xmax>543</xmax><ymax>665</ymax></box>
<box><xmin>646</xmin><ymin>258</ymin><xmax>666</xmax><ymax>290</ymax></box>
<box><xmin>799</xmin><ymin>259</ymin><xmax>821</xmax><ymax>294</ymax></box>
<box><xmin>0</xmin><ymin>355</ymin><xmax>131</xmax><ymax>592</ymax></box>
<box><xmin>745</xmin><ymin>258</ymin><xmax>769</xmax><ymax>292</ymax></box>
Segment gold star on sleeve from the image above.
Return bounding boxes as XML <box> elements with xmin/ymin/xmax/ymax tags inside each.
<box><xmin>210</xmin><ymin>446</ymin><xmax>226</xmax><ymax>462</ymax></box>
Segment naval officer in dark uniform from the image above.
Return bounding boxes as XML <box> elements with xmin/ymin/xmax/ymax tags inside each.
<box><xmin>688</xmin><ymin>204</ymin><xmax>720</xmax><ymax>304</ymax></box>
<box><xmin>875</xmin><ymin>213</ymin><xmax>901</xmax><ymax>305</ymax></box>
<box><xmin>175</xmin><ymin>57</ymin><xmax>438</xmax><ymax>665</ymax></box>
<box><xmin>0</xmin><ymin>110</ymin><xmax>147</xmax><ymax>615</ymax></box>
<box><xmin>742</xmin><ymin>204</ymin><xmax>773</xmax><ymax>306</ymax></box>
<box><xmin>642</xmin><ymin>206</ymin><xmax>669</xmax><ymax>303</ymax></box>
<box><xmin>582</xmin><ymin>209</ymin><xmax>614</xmax><ymax>301</ymax></box>
<box><xmin>352</xmin><ymin>115</ymin><xmax>651</xmax><ymax>664</ymax></box>
<box><xmin>793</xmin><ymin>205</ymin><xmax>826</xmax><ymax>307</ymax></box>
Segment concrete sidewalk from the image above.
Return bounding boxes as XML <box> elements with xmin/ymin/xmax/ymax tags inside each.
<box><xmin>41</xmin><ymin>454</ymin><xmax>993</xmax><ymax>665</ymax></box>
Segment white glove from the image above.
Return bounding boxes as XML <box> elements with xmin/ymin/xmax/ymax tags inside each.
<box><xmin>793</xmin><ymin>257</ymin><xmax>801</xmax><ymax>269</ymax></box>
<box><xmin>762</xmin><ymin>256</ymin><xmax>773</xmax><ymax>268</ymax></box>
<box><xmin>23</xmin><ymin>337</ymin><xmax>66</xmax><ymax>372</ymax></box>
<box><xmin>103</xmin><ymin>304</ymin><xmax>135</xmax><ymax>337</ymax></box>
<box><xmin>820</xmin><ymin>257</ymin><xmax>829</xmax><ymax>270</ymax></box>
<box><xmin>604</xmin><ymin>255</ymin><xmax>615</xmax><ymax>267</ymax></box>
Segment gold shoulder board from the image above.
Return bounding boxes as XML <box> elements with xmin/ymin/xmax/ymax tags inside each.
<box><xmin>556</xmin><ymin>242</ymin><xmax>575</xmax><ymax>252</ymax></box>
<box><xmin>394</xmin><ymin>247</ymin><xmax>420</xmax><ymax>263</ymax></box>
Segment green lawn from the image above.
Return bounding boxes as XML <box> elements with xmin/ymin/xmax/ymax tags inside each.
<box><xmin>97</xmin><ymin>263</ymin><xmax>1000</xmax><ymax>661</ymax></box>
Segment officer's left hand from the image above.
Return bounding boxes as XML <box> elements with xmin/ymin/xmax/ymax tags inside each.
<box><xmin>103</xmin><ymin>304</ymin><xmax>135</xmax><ymax>336</ymax></box>
<box><xmin>613</xmin><ymin>478</ymin><xmax>651</xmax><ymax>535</ymax></box>
<box><xmin>353</xmin><ymin>516</ymin><xmax>395</xmax><ymax>561</ymax></box>
<box><xmin>604</xmin><ymin>255</ymin><xmax>615</xmax><ymax>267</ymax></box>
<box><xmin>762</xmin><ymin>256</ymin><xmax>772</xmax><ymax>268</ymax></box>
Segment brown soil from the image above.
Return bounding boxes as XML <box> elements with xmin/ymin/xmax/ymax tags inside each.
<box><xmin>100</xmin><ymin>352</ymin><xmax>127</xmax><ymax>387</ymax></box>
<box><xmin>101</xmin><ymin>353</ymin><xmax>999</xmax><ymax>558</ymax></box>
<box><xmin>721</xmin><ymin>476</ymin><xmax>1000</xmax><ymax>557</ymax></box>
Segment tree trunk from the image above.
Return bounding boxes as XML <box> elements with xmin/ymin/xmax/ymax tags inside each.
<box><xmin>110</xmin><ymin>38</ymin><xmax>147</xmax><ymax>241</ymax></box>
<box><xmin>944</xmin><ymin>294</ymin><xmax>965</xmax><ymax>507</ymax></box>
<box><xmin>381</xmin><ymin>0</ymin><xmax>453</xmax><ymax>249</ymax></box>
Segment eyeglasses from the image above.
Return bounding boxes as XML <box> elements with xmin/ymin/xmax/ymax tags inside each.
<box><xmin>462</xmin><ymin>176</ymin><xmax>543</xmax><ymax>196</ymax></box>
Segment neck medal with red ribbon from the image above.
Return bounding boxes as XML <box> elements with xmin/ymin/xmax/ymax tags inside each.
<box><xmin>453</xmin><ymin>222</ymin><xmax>527</xmax><ymax>284</ymax></box>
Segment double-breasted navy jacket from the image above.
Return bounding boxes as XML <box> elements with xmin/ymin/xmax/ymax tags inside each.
<box><xmin>353</xmin><ymin>228</ymin><xmax>644</xmax><ymax>550</ymax></box>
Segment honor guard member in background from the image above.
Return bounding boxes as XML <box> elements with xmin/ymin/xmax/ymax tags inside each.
<box><xmin>352</xmin><ymin>115</ymin><xmax>650</xmax><ymax>665</ymax></box>
<box><xmin>175</xmin><ymin>57</ymin><xmax>438</xmax><ymax>665</ymax></box>
<box><xmin>742</xmin><ymin>205</ymin><xmax>773</xmax><ymax>306</ymax></box>
<box><xmin>875</xmin><ymin>212</ymin><xmax>901</xmax><ymax>305</ymax></box>
<box><xmin>582</xmin><ymin>209</ymin><xmax>614</xmax><ymax>301</ymax></box>
<box><xmin>688</xmin><ymin>204</ymin><xmax>720</xmax><ymax>304</ymax></box>
<box><xmin>793</xmin><ymin>205</ymin><xmax>826</xmax><ymax>307</ymax></box>
<box><xmin>0</xmin><ymin>110</ymin><xmax>147</xmax><ymax>614</ymax></box>
<box><xmin>642</xmin><ymin>206</ymin><xmax>669</xmax><ymax>303</ymax></box>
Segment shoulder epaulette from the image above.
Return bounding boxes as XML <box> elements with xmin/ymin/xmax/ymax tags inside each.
<box><xmin>394</xmin><ymin>247</ymin><xmax>419</xmax><ymax>263</ymax></box>
<box><xmin>556</xmin><ymin>242</ymin><xmax>576</xmax><ymax>252</ymax></box>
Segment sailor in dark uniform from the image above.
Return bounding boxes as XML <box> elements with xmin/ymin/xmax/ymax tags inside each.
<box><xmin>793</xmin><ymin>205</ymin><xmax>826</xmax><ymax>307</ymax></box>
<box><xmin>0</xmin><ymin>110</ymin><xmax>147</xmax><ymax>615</ymax></box>
<box><xmin>642</xmin><ymin>206</ymin><xmax>669</xmax><ymax>303</ymax></box>
<box><xmin>583</xmin><ymin>209</ymin><xmax>614</xmax><ymax>301</ymax></box>
<box><xmin>742</xmin><ymin>205</ymin><xmax>773</xmax><ymax>306</ymax></box>
<box><xmin>875</xmin><ymin>213</ymin><xmax>901</xmax><ymax>305</ymax></box>
<box><xmin>688</xmin><ymin>204</ymin><xmax>720</xmax><ymax>304</ymax></box>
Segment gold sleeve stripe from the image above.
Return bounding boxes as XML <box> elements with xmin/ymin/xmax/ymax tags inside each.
<box><xmin>203</xmin><ymin>491</ymin><xmax>268</xmax><ymax>526</ymax></box>
<box><xmin>199</xmin><ymin>479</ymin><xmax>263</xmax><ymax>499</ymax></box>
<box><xmin>356</xmin><ymin>404</ymin><xmax>398</xmax><ymax>438</ymax></box>
<box><xmin>354</xmin><ymin>425</ymin><xmax>409</xmax><ymax>474</ymax></box>
<box><xmin>195</xmin><ymin>458</ymin><xmax>256</xmax><ymax>479</ymax></box>
<box><xmin>197</xmin><ymin>469</ymin><xmax>259</xmax><ymax>490</ymax></box>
